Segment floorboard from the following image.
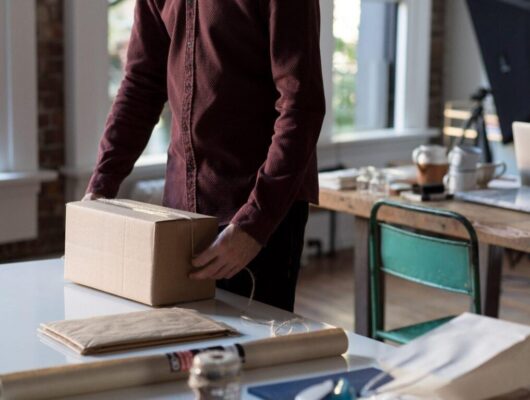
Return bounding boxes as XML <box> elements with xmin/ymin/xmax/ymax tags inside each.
<box><xmin>294</xmin><ymin>249</ymin><xmax>530</xmax><ymax>331</ymax></box>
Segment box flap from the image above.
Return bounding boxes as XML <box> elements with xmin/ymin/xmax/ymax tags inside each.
<box><xmin>67</xmin><ymin>199</ymin><xmax>215</xmax><ymax>223</ymax></box>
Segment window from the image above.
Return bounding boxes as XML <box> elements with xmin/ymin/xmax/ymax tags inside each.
<box><xmin>333</xmin><ymin>0</ymin><xmax>361</xmax><ymax>135</ymax></box>
<box><xmin>0</xmin><ymin>0</ymin><xmax>55</xmax><ymax>244</ymax></box>
<box><xmin>65</xmin><ymin>0</ymin><xmax>432</xmax><ymax>171</ymax></box>
<box><xmin>333</xmin><ymin>0</ymin><xmax>398</xmax><ymax>136</ymax></box>
<box><xmin>0</xmin><ymin>0</ymin><xmax>38</xmax><ymax>173</ymax></box>
<box><xmin>108</xmin><ymin>0</ymin><xmax>171</xmax><ymax>156</ymax></box>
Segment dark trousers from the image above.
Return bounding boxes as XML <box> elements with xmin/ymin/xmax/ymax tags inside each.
<box><xmin>216</xmin><ymin>202</ymin><xmax>309</xmax><ymax>312</ymax></box>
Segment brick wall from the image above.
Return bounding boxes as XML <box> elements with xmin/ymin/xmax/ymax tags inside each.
<box><xmin>429</xmin><ymin>0</ymin><xmax>446</xmax><ymax>129</ymax></box>
<box><xmin>0</xmin><ymin>0</ymin><xmax>65</xmax><ymax>262</ymax></box>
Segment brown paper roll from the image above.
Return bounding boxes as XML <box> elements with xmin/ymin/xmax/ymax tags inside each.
<box><xmin>243</xmin><ymin>327</ymin><xmax>349</xmax><ymax>369</ymax></box>
<box><xmin>0</xmin><ymin>328</ymin><xmax>348</xmax><ymax>400</ymax></box>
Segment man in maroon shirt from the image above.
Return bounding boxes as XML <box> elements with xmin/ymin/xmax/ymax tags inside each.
<box><xmin>85</xmin><ymin>0</ymin><xmax>325</xmax><ymax>311</ymax></box>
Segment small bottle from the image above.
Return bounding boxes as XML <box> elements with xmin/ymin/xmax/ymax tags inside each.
<box><xmin>356</xmin><ymin>167</ymin><xmax>375</xmax><ymax>193</ymax></box>
<box><xmin>369</xmin><ymin>171</ymin><xmax>389</xmax><ymax>197</ymax></box>
<box><xmin>188</xmin><ymin>350</ymin><xmax>242</xmax><ymax>400</ymax></box>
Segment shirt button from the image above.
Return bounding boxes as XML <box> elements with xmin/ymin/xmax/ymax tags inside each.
<box><xmin>187</xmin><ymin>41</ymin><xmax>193</xmax><ymax>48</ymax></box>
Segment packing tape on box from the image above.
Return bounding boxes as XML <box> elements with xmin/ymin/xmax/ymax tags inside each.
<box><xmin>97</xmin><ymin>198</ymin><xmax>197</xmax><ymax>253</ymax></box>
<box><xmin>97</xmin><ymin>199</ymin><xmax>195</xmax><ymax>220</ymax></box>
<box><xmin>0</xmin><ymin>328</ymin><xmax>348</xmax><ymax>400</ymax></box>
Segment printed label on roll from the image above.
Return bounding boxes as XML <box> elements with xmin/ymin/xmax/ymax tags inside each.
<box><xmin>166</xmin><ymin>344</ymin><xmax>246</xmax><ymax>373</ymax></box>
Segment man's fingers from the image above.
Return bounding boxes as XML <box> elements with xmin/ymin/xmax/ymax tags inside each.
<box><xmin>190</xmin><ymin>257</ymin><xmax>225</xmax><ymax>280</ymax></box>
<box><xmin>192</xmin><ymin>244</ymin><xmax>218</xmax><ymax>268</ymax></box>
<box><xmin>82</xmin><ymin>192</ymin><xmax>104</xmax><ymax>201</ymax></box>
<box><xmin>210</xmin><ymin>263</ymin><xmax>238</xmax><ymax>280</ymax></box>
<box><xmin>191</xmin><ymin>224</ymin><xmax>261</xmax><ymax>280</ymax></box>
<box><xmin>225</xmin><ymin>265</ymin><xmax>243</xmax><ymax>280</ymax></box>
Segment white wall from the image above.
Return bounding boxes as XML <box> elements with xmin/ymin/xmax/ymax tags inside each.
<box><xmin>443</xmin><ymin>0</ymin><xmax>487</xmax><ymax>103</ymax></box>
<box><xmin>443</xmin><ymin>0</ymin><xmax>518</xmax><ymax>174</ymax></box>
<box><xmin>319</xmin><ymin>0</ymin><xmax>334</xmax><ymax>144</ymax></box>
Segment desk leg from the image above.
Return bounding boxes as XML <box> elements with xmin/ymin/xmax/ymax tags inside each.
<box><xmin>479</xmin><ymin>244</ymin><xmax>504</xmax><ymax>317</ymax></box>
<box><xmin>354</xmin><ymin>216</ymin><xmax>372</xmax><ymax>337</ymax></box>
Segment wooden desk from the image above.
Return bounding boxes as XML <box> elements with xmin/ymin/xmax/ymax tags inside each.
<box><xmin>318</xmin><ymin>188</ymin><xmax>530</xmax><ymax>336</ymax></box>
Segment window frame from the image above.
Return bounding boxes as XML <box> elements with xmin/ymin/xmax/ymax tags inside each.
<box><xmin>319</xmin><ymin>0</ymin><xmax>432</xmax><ymax>144</ymax></box>
<box><xmin>394</xmin><ymin>0</ymin><xmax>432</xmax><ymax>131</ymax></box>
<box><xmin>0</xmin><ymin>0</ymin><xmax>8</xmax><ymax>172</ymax></box>
<box><xmin>0</xmin><ymin>0</ymin><xmax>39</xmax><ymax>172</ymax></box>
<box><xmin>0</xmin><ymin>0</ymin><xmax>57</xmax><ymax>244</ymax></box>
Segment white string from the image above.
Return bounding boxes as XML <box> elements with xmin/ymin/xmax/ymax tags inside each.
<box><xmin>240</xmin><ymin>267</ymin><xmax>309</xmax><ymax>337</ymax></box>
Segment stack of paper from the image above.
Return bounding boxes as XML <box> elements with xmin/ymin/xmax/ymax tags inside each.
<box><xmin>318</xmin><ymin>168</ymin><xmax>360</xmax><ymax>190</ymax></box>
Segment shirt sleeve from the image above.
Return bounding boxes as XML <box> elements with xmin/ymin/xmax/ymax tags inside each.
<box><xmin>231</xmin><ymin>0</ymin><xmax>326</xmax><ymax>245</ymax></box>
<box><xmin>86</xmin><ymin>0</ymin><xmax>170</xmax><ymax>198</ymax></box>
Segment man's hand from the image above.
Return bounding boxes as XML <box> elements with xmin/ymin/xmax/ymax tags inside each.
<box><xmin>82</xmin><ymin>192</ymin><xmax>104</xmax><ymax>201</ymax></box>
<box><xmin>190</xmin><ymin>224</ymin><xmax>262</xmax><ymax>280</ymax></box>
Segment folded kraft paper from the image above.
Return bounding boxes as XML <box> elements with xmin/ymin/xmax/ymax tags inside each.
<box><xmin>64</xmin><ymin>199</ymin><xmax>218</xmax><ymax>306</ymax></box>
<box><xmin>39</xmin><ymin>308</ymin><xmax>238</xmax><ymax>355</ymax></box>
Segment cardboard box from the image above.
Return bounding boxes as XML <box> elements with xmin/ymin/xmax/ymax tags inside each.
<box><xmin>64</xmin><ymin>199</ymin><xmax>217</xmax><ymax>306</ymax></box>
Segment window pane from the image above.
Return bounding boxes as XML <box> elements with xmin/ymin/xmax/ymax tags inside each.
<box><xmin>333</xmin><ymin>0</ymin><xmax>397</xmax><ymax>136</ymax></box>
<box><xmin>108</xmin><ymin>0</ymin><xmax>171</xmax><ymax>156</ymax></box>
<box><xmin>333</xmin><ymin>0</ymin><xmax>361</xmax><ymax>135</ymax></box>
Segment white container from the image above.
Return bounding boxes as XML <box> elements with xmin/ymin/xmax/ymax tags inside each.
<box><xmin>448</xmin><ymin>145</ymin><xmax>482</xmax><ymax>172</ymax></box>
<box><xmin>444</xmin><ymin>170</ymin><xmax>477</xmax><ymax>194</ymax></box>
<box><xmin>412</xmin><ymin>145</ymin><xmax>448</xmax><ymax>166</ymax></box>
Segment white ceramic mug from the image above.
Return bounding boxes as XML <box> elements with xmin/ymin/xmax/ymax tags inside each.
<box><xmin>444</xmin><ymin>170</ymin><xmax>477</xmax><ymax>194</ymax></box>
<box><xmin>476</xmin><ymin>162</ymin><xmax>507</xmax><ymax>188</ymax></box>
<box><xmin>448</xmin><ymin>145</ymin><xmax>482</xmax><ymax>171</ymax></box>
<box><xmin>412</xmin><ymin>145</ymin><xmax>448</xmax><ymax>166</ymax></box>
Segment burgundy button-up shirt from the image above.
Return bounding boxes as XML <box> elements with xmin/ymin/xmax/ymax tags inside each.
<box><xmin>87</xmin><ymin>0</ymin><xmax>325</xmax><ymax>244</ymax></box>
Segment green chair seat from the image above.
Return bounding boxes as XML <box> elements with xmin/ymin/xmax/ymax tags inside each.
<box><xmin>369</xmin><ymin>200</ymin><xmax>482</xmax><ymax>345</ymax></box>
<box><xmin>375</xmin><ymin>316</ymin><xmax>456</xmax><ymax>345</ymax></box>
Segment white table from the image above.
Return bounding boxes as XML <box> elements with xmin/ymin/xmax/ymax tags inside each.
<box><xmin>0</xmin><ymin>258</ymin><xmax>393</xmax><ymax>399</ymax></box>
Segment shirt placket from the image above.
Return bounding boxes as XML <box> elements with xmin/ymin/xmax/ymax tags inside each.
<box><xmin>182</xmin><ymin>0</ymin><xmax>198</xmax><ymax>212</ymax></box>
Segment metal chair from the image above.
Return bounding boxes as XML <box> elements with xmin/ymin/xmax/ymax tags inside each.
<box><xmin>369</xmin><ymin>199</ymin><xmax>481</xmax><ymax>344</ymax></box>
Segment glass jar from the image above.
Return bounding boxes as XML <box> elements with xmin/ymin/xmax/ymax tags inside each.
<box><xmin>356</xmin><ymin>166</ymin><xmax>376</xmax><ymax>193</ymax></box>
<box><xmin>188</xmin><ymin>350</ymin><xmax>242</xmax><ymax>400</ymax></box>
<box><xmin>369</xmin><ymin>171</ymin><xmax>389</xmax><ymax>196</ymax></box>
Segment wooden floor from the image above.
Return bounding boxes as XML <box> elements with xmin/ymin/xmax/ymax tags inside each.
<box><xmin>294</xmin><ymin>249</ymin><xmax>530</xmax><ymax>331</ymax></box>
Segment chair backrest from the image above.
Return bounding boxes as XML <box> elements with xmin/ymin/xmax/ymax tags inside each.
<box><xmin>369</xmin><ymin>200</ymin><xmax>481</xmax><ymax>332</ymax></box>
<box><xmin>379</xmin><ymin>223</ymin><xmax>474</xmax><ymax>294</ymax></box>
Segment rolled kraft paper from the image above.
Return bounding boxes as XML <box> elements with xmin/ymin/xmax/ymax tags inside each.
<box><xmin>242</xmin><ymin>327</ymin><xmax>349</xmax><ymax>369</ymax></box>
<box><xmin>0</xmin><ymin>328</ymin><xmax>348</xmax><ymax>400</ymax></box>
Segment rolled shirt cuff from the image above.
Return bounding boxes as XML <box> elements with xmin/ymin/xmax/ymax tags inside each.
<box><xmin>86</xmin><ymin>172</ymin><xmax>123</xmax><ymax>199</ymax></box>
<box><xmin>230</xmin><ymin>202</ymin><xmax>279</xmax><ymax>246</ymax></box>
